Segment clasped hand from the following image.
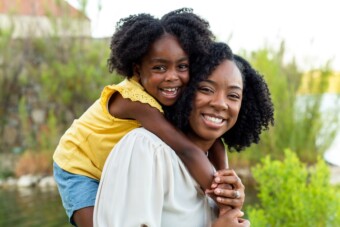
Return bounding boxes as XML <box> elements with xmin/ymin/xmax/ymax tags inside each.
<box><xmin>205</xmin><ymin>169</ymin><xmax>249</xmax><ymax>227</ymax></box>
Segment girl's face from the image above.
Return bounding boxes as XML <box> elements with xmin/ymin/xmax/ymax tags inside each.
<box><xmin>134</xmin><ymin>33</ymin><xmax>190</xmax><ymax>106</ymax></box>
<box><xmin>188</xmin><ymin>60</ymin><xmax>243</xmax><ymax>151</ymax></box>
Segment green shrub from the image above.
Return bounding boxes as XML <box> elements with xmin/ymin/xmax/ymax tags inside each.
<box><xmin>247</xmin><ymin>149</ymin><xmax>340</xmax><ymax>227</ymax></box>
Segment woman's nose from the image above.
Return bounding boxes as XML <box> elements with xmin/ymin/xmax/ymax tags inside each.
<box><xmin>210</xmin><ymin>93</ymin><xmax>228</xmax><ymax>110</ymax></box>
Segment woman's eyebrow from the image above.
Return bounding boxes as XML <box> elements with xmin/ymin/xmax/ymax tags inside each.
<box><xmin>203</xmin><ymin>79</ymin><xmax>243</xmax><ymax>90</ymax></box>
<box><xmin>202</xmin><ymin>79</ymin><xmax>216</xmax><ymax>85</ymax></box>
<box><xmin>229</xmin><ymin>85</ymin><xmax>243</xmax><ymax>91</ymax></box>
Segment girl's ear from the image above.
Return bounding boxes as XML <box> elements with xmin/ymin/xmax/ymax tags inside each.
<box><xmin>133</xmin><ymin>63</ymin><xmax>141</xmax><ymax>81</ymax></box>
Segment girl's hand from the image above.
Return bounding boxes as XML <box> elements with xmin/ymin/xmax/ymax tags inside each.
<box><xmin>212</xmin><ymin>209</ymin><xmax>250</xmax><ymax>227</ymax></box>
<box><xmin>206</xmin><ymin>169</ymin><xmax>245</xmax><ymax>212</ymax></box>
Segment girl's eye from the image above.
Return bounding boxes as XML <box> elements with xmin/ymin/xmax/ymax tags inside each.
<box><xmin>178</xmin><ymin>64</ymin><xmax>189</xmax><ymax>71</ymax></box>
<box><xmin>153</xmin><ymin>65</ymin><xmax>166</xmax><ymax>71</ymax></box>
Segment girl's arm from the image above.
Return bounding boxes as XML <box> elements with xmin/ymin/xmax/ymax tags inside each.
<box><xmin>208</xmin><ymin>139</ymin><xmax>228</xmax><ymax>171</ymax></box>
<box><xmin>109</xmin><ymin>94</ymin><xmax>214</xmax><ymax>190</ymax></box>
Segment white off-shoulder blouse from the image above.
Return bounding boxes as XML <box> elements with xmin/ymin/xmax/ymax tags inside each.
<box><xmin>94</xmin><ymin>128</ymin><xmax>217</xmax><ymax>227</ymax></box>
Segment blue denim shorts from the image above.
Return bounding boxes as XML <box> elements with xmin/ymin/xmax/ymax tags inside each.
<box><xmin>53</xmin><ymin>162</ymin><xmax>99</xmax><ymax>225</ymax></box>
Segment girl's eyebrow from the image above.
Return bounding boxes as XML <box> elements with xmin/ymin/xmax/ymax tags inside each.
<box><xmin>150</xmin><ymin>56</ymin><xmax>189</xmax><ymax>63</ymax></box>
<box><xmin>177</xmin><ymin>56</ymin><xmax>189</xmax><ymax>62</ymax></box>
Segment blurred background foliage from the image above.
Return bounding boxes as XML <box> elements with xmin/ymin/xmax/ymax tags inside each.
<box><xmin>0</xmin><ymin>34</ymin><xmax>118</xmax><ymax>150</ymax></box>
<box><xmin>229</xmin><ymin>43</ymin><xmax>340</xmax><ymax>166</ymax></box>
<box><xmin>0</xmin><ymin>6</ymin><xmax>122</xmax><ymax>177</ymax></box>
<box><xmin>248</xmin><ymin>149</ymin><xmax>340</xmax><ymax>226</ymax></box>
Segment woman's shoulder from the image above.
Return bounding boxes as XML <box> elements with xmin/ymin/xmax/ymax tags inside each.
<box><xmin>123</xmin><ymin>128</ymin><xmax>170</xmax><ymax>148</ymax></box>
<box><xmin>110</xmin><ymin>128</ymin><xmax>174</xmax><ymax>161</ymax></box>
<box><xmin>105</xmin><ymin>128</ymin><xmax>176</xmax><ymax>172</ymax></box>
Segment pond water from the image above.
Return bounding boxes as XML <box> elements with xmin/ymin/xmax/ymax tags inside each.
<box><xmin>0</xmin><ymin>187</ymin><xmax>69</xmax><ymax>227</ymax></box>
<box><xmin>0</xmin><ymin>184</ymin><xmax>258</xmax><ymax>226</ymax></box>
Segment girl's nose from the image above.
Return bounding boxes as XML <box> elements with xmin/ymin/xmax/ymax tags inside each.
<box><xmin>164</xmin><ymin>70</ymin><xmax>179</xmax><ymax>81</ymax></box>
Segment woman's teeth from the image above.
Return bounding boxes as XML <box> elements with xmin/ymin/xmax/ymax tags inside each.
<box><xmin>204</xmin><ymin>115</ymin><xmax>223</xmax><ymax>124</ymax></box>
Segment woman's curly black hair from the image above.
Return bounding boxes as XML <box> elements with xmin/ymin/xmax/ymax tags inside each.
<box><xmin>165</xmin><ymin>42</ymin><xmax>274</xmax><ymax>152</ymax></box>
<box><xmin>108</xmin><ymin>8</ymin><xmax>215</xmax><ymax>78</ymax></box>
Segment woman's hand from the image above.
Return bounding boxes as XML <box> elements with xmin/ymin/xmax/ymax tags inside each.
<box><xmin>212</xmin><ymin>209</ymin><xmax>250</xmax><ymax>227</ymax></box>
<box><xmin>206</xmin><ymin>169</ymin><xmax>245</xmax><ymax>214</ymax></box>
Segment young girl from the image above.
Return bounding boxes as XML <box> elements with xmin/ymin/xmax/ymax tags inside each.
<box><xmin>53</xmin><ymin>8</ymin><xmax>238</xmax><ymax>227</ymax></box>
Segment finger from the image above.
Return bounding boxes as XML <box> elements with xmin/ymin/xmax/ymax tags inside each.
<box><xmin>216</xmin><ymin>169</ymin><xmax>244</xmax><ymax>187</ymax></box>
<box><xmin>214</xmin><ymin>175</ymin><xmax>241</xmax><ymax>186</ymax></box>
<box><xmin>218</xmin><ymin>176</ymin><xmax>244</xmax><ymax>191</ymax></box>
<box><xmin>221</xmin><ymin>208</ymin><xmax>244</xmax><ymax>219</ymax></box>
<box><xmin>214</xmin><ymin>188</ymin><xmax>244</xmax><ymax>209</ymax></box>
<box><xmin>233</xmin><ymin>176</ymin><xmax>244</xmax><ymax>190</ymax></box>
<box><xmin>233</xmin><ymin>190</ymin><xmax>241</xmax><ymax>199</ymax></box>
<box><xmin>205</xmin><ymin>188</ymin><xmax>214</xmax><ymax>194</ymax></box>
<box><xmin>216</xmin><ymin>196</ymin><xmax>243</xmax><ymax>208</ymax></box>
<box><xmin>214</xmin><ymin>169</ymin><xmax>236</xmax><ymax>177</ymax></box>
<box><xmin>215</xmin><ymin>188</ymin><xmax>243</xmax><ymax>199</ymax></box>
<box><xmin>238</xmin><ymin>218</ymin><xmax>251</xmax><ymax>227</ymax></box>
<box><xmin>215</xmin><ymin>183</ymin><xmax>233</xmax><ymax>190</ymax></box>
<box><xmin>211</xmin><ymin>182</ymin><xmax>218</xmax><ymax>189</ymax></box>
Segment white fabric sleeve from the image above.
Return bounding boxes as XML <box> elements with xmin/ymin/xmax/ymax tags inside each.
<box><xmin>94</xmin><ymin>128</ymin><xmax>170</xmax><ymax>227</ymax></box>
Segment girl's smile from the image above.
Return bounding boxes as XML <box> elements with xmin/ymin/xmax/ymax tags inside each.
<box><xmin>134</xmin><ymin>33</ymin><xmax>190</xmax><ymax>106</ymax></box>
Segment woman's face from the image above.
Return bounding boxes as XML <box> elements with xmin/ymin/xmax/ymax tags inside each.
<box><xmin>188</xmin><ymin>60</ymin><xmax>243</xmax><ymax>150</ymax></box>
<box><xmin>134</xmin><ymin>33</ymin><xmax>190</xmax><ymax>106</ymax></box>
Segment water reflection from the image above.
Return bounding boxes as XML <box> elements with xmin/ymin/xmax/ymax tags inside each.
<box><xmin>0</xmin><ymin>187</ymin><xmax>69</xmax><ymax>227</ymax></box>
<box><xmin>0</xmin><ymin>184</ymin><xmax>259</xmax><ymax>226</ymax></box>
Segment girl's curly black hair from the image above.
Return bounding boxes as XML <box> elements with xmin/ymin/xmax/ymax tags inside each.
<box><xmin>108</xmin><ymin>8</ymin><xmax>215</xmax><ymax>78</ymax></box>
<box><xmin>165</xmin><ymin>42</ymin><xmax>274</xmax><ymax>152</ymax></box>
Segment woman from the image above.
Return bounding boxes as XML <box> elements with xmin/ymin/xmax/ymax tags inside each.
<box><xmin>94</xmin><ymin>42</ymin><xmax>274</xmax><ymax>226</ymax></box>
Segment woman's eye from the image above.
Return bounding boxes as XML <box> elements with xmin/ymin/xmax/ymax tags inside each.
<box><xmin>198</xmin><ymin>87</ymin><xmax>213</xmax><ymax>94</ymax></box>
<box><xmin>229</xmin><ymin>93</ymin><xmax>240</xmax><ymax>100</ymax></box>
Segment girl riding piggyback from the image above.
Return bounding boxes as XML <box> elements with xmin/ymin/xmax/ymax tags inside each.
<box><xmin>53</xmin><ymin>8</ymin><xmax>230</xmax><ymax>227</ymax></box>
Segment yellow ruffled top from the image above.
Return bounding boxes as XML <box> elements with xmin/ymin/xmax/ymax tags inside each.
<box><xmin>53</xmin><ymin>77</ymin><xmax>163</xmax><ymax>180</ymax></box>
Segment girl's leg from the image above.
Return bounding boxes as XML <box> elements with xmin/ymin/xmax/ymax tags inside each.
<box><xmin>53</xmin><ymin>162</ymin><xmax>99</xmax><ymax>226</ymax></box>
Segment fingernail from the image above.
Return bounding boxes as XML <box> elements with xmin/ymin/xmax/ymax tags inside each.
<box><xmin>215</xmin><ymin>177</ymin><xmax>220</xmax><ymax>183</ymax></box>
<box><xmin>215</xmin><ymin>189</ymin><xmax>221</xmax><ymax>194</ymax></box>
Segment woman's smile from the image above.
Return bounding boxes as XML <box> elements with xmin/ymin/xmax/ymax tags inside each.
<box><xmin>201</xmin><ymin>113</ymin><xmax>225</xmax><ymax>127</ymax></box>
<box><xmin>188</xmin><ymin>59</ymin><xmax>243</xmax><ymax>150</ymax></box>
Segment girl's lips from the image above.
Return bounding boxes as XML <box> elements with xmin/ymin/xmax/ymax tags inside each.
<box><xmin>160</xmin><ymin>87</ymin><xmax>179</xmax><ymax>98</ymax></box>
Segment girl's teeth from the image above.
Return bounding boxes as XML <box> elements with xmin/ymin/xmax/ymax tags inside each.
<box><xmin>163</xmin><ymin>88</ymin><xmax>177</xmax><ymax>92</ymax></box>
